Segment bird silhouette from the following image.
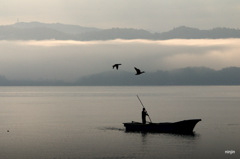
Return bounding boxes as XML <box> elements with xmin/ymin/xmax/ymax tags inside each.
<box><xmin>112</xmin><ymin>64</ymin><xmax>122</xmax><ymax>70</ymax></box>
<box><xmin>134</xmin><ymin>67</ymin><xmax>145</xmax><ymax>75</ymax></box>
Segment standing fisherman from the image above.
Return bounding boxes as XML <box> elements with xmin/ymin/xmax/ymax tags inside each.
<box><xmin>142</xmin><ymin>108</ymin><xmax>149</xmax><ymax>124</ymax></box>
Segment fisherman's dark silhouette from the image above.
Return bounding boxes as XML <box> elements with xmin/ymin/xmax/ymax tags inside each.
<box><xmin>142</xmin><ymin>108</ymin><xmax>149</xmax><ymax>124</ymax></box>
<box><xmin>134</xmin><ymin>67</ymin><xmax>145</xmax><ymax>75</ymax></box>
<box><xmin>113</xmin><ymin>64</ymin><xmax>122</xmax><ymax>70</ymax></box>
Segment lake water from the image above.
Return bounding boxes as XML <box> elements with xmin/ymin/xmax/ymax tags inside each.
<box><xmin>0</xmin><ymin>86</ymin><xmax>239</xmax><ymax>159</ymax></box>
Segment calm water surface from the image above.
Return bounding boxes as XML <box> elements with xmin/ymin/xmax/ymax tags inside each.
<box><xmin>0</xmin><ymin>86</ymin><xmax>239</xmax><ymax>159</ymax></box>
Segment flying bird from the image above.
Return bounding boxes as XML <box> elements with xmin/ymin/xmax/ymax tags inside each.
<box><xmin>134</xmin><ymin>67</ymin><xmax>145</xmax><ymax>75</ymax></box>
<box><xmin>112</xmin><ymin>64</ymin><xmax>122</xmax><ymax>70</ymax></box>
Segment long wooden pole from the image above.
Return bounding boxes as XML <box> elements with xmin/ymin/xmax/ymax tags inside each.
<box><xmin>137</xmin><ymin>95</ymin><xmax>152</xmax><ymax>123</ymax></box>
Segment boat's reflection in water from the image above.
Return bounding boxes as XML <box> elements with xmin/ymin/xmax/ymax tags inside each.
<box><xmin>125</xmin><ymin>130</ymin><xmax>199</xmax><ymax>138</ymax></box>
<box><xmin>100</xmin><ymin>126</ymin><xmax>199</xmax><ymax>138</ymax></box>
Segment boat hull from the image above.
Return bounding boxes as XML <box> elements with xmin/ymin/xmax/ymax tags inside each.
<box><xmin>123</xmin><ymin>119</ymin><xmax>201</xmax><ymax>134</ymax></box>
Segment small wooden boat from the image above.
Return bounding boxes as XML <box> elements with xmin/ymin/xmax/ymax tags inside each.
<box><xmin>123</xmin><ymin>119</ymin><xmax>201</xmax><ymax>134</ymax></box>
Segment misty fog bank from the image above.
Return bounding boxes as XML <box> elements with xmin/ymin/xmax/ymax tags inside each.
<box><xmin>1</xmin><ymin>39</ymin><xmax>240</xmax><ymax>82</ymax></box>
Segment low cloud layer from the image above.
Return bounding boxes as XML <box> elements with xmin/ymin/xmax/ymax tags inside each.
<box><xmin>0</xmin><ymin>39</ymin><xmax>240</xmax><ymax>81</ymax></box>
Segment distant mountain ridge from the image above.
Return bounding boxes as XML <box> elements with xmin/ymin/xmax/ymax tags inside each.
<box><xmin>74</xmin><ymin>67</ymin><xmax>240</xmax><ymax>86</ymax></box>
<box><xmin>160</xmin><ymin>26</ymin><xmax>240</xmax><ymax>39</ymax></box>
<box><xmin>12</xmin><ymin>22</ymin><xmax>100</xmax><ymax>34</ymax></box>
<box><xmin>1</xmin><ymin>67</ymin><xmax>240</xmax><ymax>86</ymax></box>
<box><xmin>1</xmin><ymin>22</ymin><xmax>240</xmax><ymax>40</ymax></box>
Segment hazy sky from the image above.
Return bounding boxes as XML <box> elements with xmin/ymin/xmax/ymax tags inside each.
<box><xmin>1</xmin><ymin>0</ymin><xmax>240</xmax><ymax>81</ymax></box>
<box><xmin>1</xmin><ymin>39</ymin><xmax>240</xmax><ymax>81</ymax></box>
<box><xmin>1</xmin><ymin>0</ymin><xmax>240</xmax><ymax>32</ymax></box>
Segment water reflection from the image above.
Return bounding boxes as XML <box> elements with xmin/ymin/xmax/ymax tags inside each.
<box><xmin>125</xmin><ymin>131</ymin><xmax>199</xmax><ymax>137</ymax></box>
<box><xmin>122</xmin><ymin>129</ymin><xmax>201</xmax><ymax>159</ymax></box>
<box><xmin>98</xmin><ymin>127</ymin><xmax>125</xmax><ymax>132</ymax></box>
<box><xmin>100</xmin><ymin>126</ymin><xmax>200</xmax><ymax>144</ymax></box>
<box><xmin>100</xmin><ymin>126</ymin><xmax>199</xmax><ymax>138</ymax></box>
